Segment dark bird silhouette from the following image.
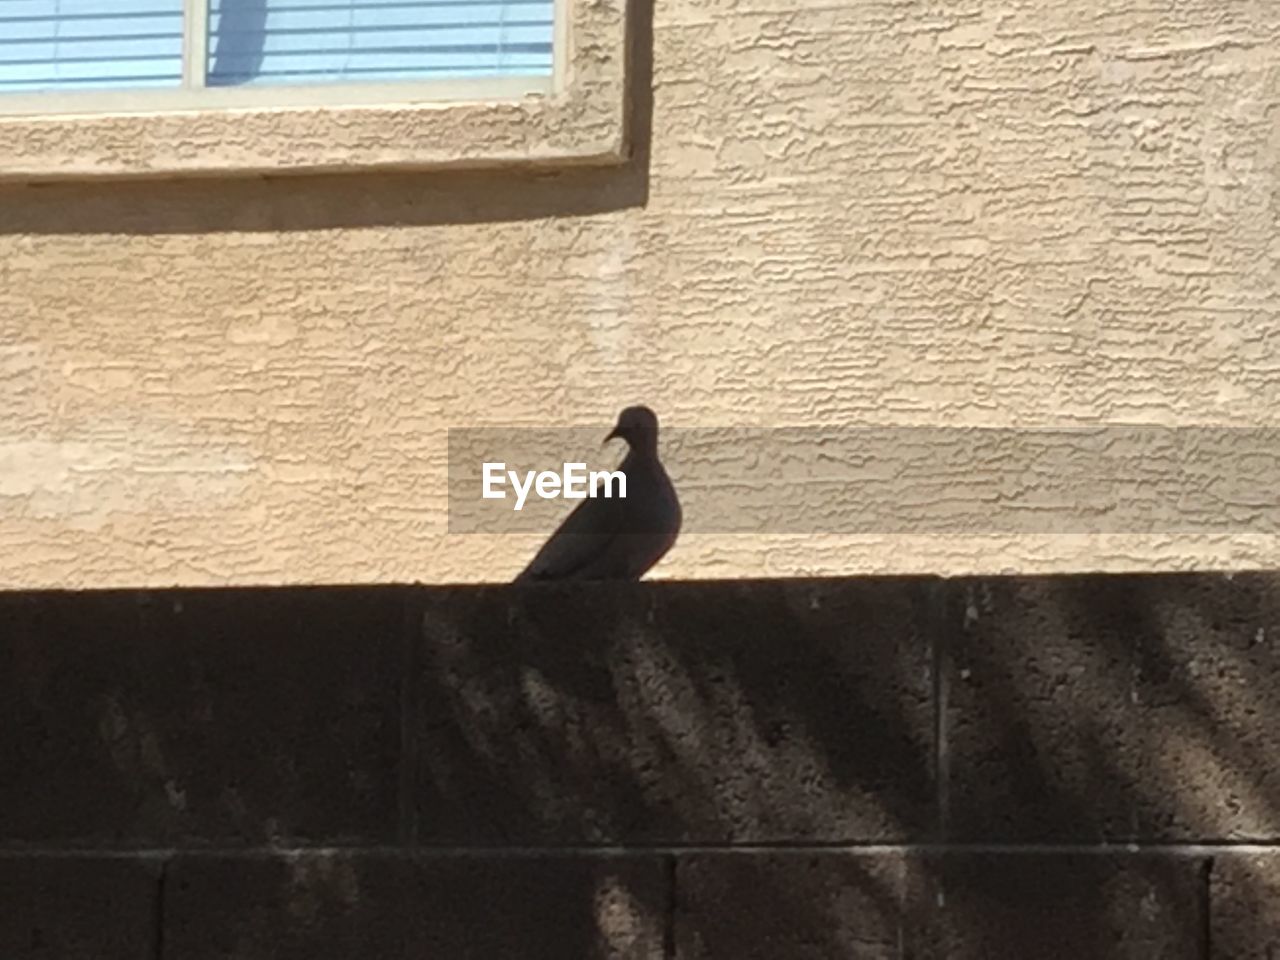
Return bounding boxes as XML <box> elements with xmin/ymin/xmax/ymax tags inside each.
<box><xmin>514</xmin><ymin>405</ymin><xmax>681</xmax><ymax>582</ymax></box>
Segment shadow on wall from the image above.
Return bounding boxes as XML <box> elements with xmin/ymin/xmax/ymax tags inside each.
<box><xmin>2</xmin><ymin>574</ymin><xmax>1275</xmax><ymax>956</ymax></box>
<box><xmin>416</xmin><ymin>579</ymin><xmax>939</xmax><ymax>846</ymax></box>
<box><xmin>414</xmin><ymin>577</ymin><xmax>939</xmax><ymax>958</ymax></box>
<box><xmin>415</xmin><ymin>574</ymin><xmax>1275</xmax><ymax>957</ymax></box>
<box><xmin>0</xmin><ymin>0</ymin><xmax>654</xmax><ymax>236</ymax></box>
<box><xmin>208</xmin><ymin>0</ymin><xmax>268</xmax><ymax>86</ymax></box>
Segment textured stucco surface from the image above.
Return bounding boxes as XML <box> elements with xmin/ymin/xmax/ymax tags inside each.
<box><xmin>1</xmin><ymin>0</ymin><xmax>1279</xmax><ymax>587</ymax></box>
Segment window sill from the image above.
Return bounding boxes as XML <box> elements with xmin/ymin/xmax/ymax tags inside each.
<box><xmin>0</xmin><ymin>0</ymin><xmax>628</xmax><ymax>183</ymax></box>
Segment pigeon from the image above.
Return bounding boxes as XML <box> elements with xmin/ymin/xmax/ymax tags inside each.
<box><xmin>514</xmin><ymin>405</ymin><xmax>681</xmax><ymax>582</ymax></box>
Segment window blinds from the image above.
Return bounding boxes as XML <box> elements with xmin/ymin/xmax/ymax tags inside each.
<box><xmin>206</xmin><ymin>0</ymin><xmax>555</xmax><ymax>87</ymax></box>
<box><xmin>0</xmin><ymin>0</ymin><xmax>554</xmax><ymax>95</ymax></box>
<box><xmin>0</xmin><ymin>0</ymin><xmax>184</xmax><ymax>92</ymax></box>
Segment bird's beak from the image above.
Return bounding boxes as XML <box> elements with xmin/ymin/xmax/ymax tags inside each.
<box><xmin>604</xmin><ymin>426</ymin><xmax>621</xmax><ymax>446</ymax></box>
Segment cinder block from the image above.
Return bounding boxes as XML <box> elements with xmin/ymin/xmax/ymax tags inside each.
<box><xmin>414</xmin><ymin>577</ymin><xmax>939</xmax><ymax>843</ymax></box>
<box><xmin>1209</xmin><ymin>852</ymin><xmax>1280</xmax><ymax>959</ymax></box>
<box><xmin>0</xmin><ymin>587</ymin><xmax>405</xmax><ymax>845</ymax></box>
<box><xmin>675</xmin><ymin>852</ymin><xmax>908</xmax><ymax>959</ymax></box>
<box><xmin>947</xmin><ymin>573</ymin><xmax>1280</xmax><ymax>840</ymax></box>
<box><xmin>0</xmin><ymin>855</ymin><xmax>157</xmax><ymax>960</ymax></box>
<box><xmin>164</xmin><ymin>852</ymin><xmax>666</xmax><ymax>960</ymax></box>
<box><xmin>675</xmin><ymin>852</ymin><xmax>1203</xmax><ymax>960</ymax></box>
<box><xmin>911</xmin><ymin>853</ymin><xmax>1204</xmax><ymax>960</ymax></box>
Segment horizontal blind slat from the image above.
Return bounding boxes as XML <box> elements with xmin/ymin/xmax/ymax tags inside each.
<box><xmin>207</xmin><ymin>25</ymin><xmax>553</xmax><ymax>56</ymax></box>
<box><xmin>206</xmin><ymin>0</ymin><xmax>554</xmax><ymax>87</ymax></box>
<box><xmin>0</xmin><ymin>0</ymin><xmax>182</xmax><ymax>92</ymax></box>
<box><xmin>209</xmin><ymin>0</ymin><xmax>547</xmax><ymax>10</ymax></box>
<box><xmin>210</xmin><ymin>5</ymin><xmax>550</xmax><ymax>31</ymax></box>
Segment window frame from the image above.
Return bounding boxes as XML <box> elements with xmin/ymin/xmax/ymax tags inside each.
<box><xmin>0</xmin><ymin>0</ymin><xmax>627</xmax><ymax>181</ymax></box>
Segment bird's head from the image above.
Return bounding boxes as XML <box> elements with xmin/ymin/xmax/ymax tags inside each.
<box><xmin>604</xmin><ymin>405</ymin><xmax>660</xmax><ymax>453</ymax></box>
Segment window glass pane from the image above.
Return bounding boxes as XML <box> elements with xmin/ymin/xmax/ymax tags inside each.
<box><xmin>206</xmin><ymin>0</ymin><xmax>554</xmax><ymax>87</ymax></box>
<box><xmin>0</xmin><ymin>0</ymin><xmax>184</xmax><ymax>93</ymax></box>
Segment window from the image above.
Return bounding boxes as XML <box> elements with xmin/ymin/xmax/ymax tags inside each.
<box><xmin>1</xmin><ymin>2</ymin><xmax>185</xmax><ymax>93</ymax></box>
<box><xmin>0</xmin><ymin>0</ymin><xmax>627</xmax><ymax>180</ymax></box>
<box><xmin>0</xmin><ymin>0</ymin><xmax>557</xmax><ymax>114</ymax></box>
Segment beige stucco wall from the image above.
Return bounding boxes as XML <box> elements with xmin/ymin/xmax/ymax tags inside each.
<box><xmin>2</xmin><ymin>0</ymin><xmax>1279</xmax><ymax>588</ymax></box>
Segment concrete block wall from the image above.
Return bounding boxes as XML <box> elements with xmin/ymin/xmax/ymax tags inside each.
<box><xmin>2</xmin><ymin>574</ymin><xmax>1279</xmax><ymax>958</ymax></box>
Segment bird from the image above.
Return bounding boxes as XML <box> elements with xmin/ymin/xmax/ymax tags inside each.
<box><xmin>514</xmin><ymin>405</ymin><xmax>681</xmax><ymax>582</ymax></box>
